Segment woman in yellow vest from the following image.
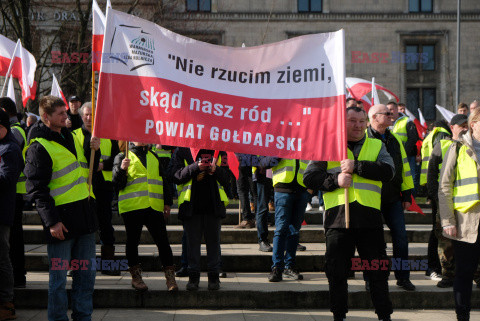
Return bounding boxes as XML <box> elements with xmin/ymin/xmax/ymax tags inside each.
<box><xmin>112</xmin><ymin>142</ymin><xmax>177</xmax><ymax>292</ymax></box>
<box><xmin>439</xmin><ymin>108</ymin><xmax>480</xmax><ymax>321</ymax></box>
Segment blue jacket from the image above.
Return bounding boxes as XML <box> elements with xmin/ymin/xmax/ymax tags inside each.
<box><xmin>0</xmin><ymin>131</ymin><xmax>23</xmax><ymax>226</ymax></box>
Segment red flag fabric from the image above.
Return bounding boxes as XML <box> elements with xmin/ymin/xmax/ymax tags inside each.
<box><xmin>227</xmin><ymin>151</ymin><xmax>240</xmax><ymax>179</ymax></box>
<box><xmin>407</xmin><ymin>195</ymin><xmax>424</xmax><ymax>215</ymax></box>
<box><xmin>346</xmin><ymin>77</ymin><xmax>399</xmax><ymax>103</ymax></box>
<box><xmin>50</xmin><ymin>74</ymin><xmax>68</xmax><ymax>108</ymax></box>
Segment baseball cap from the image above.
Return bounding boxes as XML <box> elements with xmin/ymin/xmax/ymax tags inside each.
<box><xmin>69</xmin><ymin>95</ymin><xmax>81</xmax><ymax>102</ymax></box>
<box><xmin>451</xmin><ymin>114</ymin><xmax>468</xmax><ymax>126</ymax></box>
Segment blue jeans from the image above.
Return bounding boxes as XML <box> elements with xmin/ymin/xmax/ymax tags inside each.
<box><xmin>407</xmin><ymin>155</ymin><xmax>419</xmax><ymax>196</ymax></box>
<box><xmin>47</xmin><ymin>233</ymin><xmax>96</xmax><ymax>321</ymax></box>
<box><xmin>271</xmin><ymin>191</ymin><xmax>309</xmax><ymax>270</ymax></box>
<box><xmin>383</xmin><ymin>200</ymin><xmax>410</xmax><ymax>280</ymax></box>
<box><xmin>256</xmin><ymin>179</ymin><xmax>271</xmax><ymax>243</ymax></box>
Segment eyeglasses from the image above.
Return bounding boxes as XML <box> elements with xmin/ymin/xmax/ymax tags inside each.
<box><xmin>376</xmin><ymin>112</ymin><xmax>393</xmax><ymax>116</ymax></box>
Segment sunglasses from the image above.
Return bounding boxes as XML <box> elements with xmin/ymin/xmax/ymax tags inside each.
<box><xmin>376</xmin><ymin>112</ymin><xmax>393</xmax><ymax>116</ymax></box>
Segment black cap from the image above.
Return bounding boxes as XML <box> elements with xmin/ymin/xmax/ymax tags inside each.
<box><xmin>0</xmin><ymin>108</ymin><xmax>10</xmax><ymax>132</ymax></box>
<box><xmin>451</xmin><ymin>114</ymin><xmax>468</xmax><ymax>126</ymax></box>
<box><xmin>69</xmin><ymin>95</ymin><xmax>80</xmax><ymax>102</ymax></box>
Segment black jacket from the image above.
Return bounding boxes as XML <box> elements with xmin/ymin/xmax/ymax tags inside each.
<box><xmin>67</xmin><ymin>110</ymin><xmax>83</xmax><ymax>131</ymax></box>
<box><xmin>169</xmin><ymin>147</ymin><xmax>230</xmax><ymax>220</ymax></box>
<box><xmin>0</xmin><ymin>131</ymin><xmax>23</xmax><ymax>226</ymax></box>
<box><xmin>24</xmin><ymin>122</ymin><xmax>98</xmax><ymax>243</ymax></box>
<box><xmin>367</xmin><ymin>127</ymin><xmax>412</xmax><ymax>204</ymax></box>
<box><xmin>402</xmin><ymin>119</ymin><xmax>420</xmax><ymax>157</ymax></box>
<box><xmin>303</xmin><ymin>136</ymin><xmax>395</xmax><ymax>229</ymax></box>
<box><xmin>112</xmin><ymin>145</ymin><xmax>173</xmax><ymax>208</ymax></box>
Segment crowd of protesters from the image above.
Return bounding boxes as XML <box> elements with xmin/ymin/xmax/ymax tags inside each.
<box><xmin>1</xmin><ymin>94</ymin><xmax>480</xmax><ymax>321</ymax></box>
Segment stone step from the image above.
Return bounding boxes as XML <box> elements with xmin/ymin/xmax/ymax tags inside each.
<box><xmin>13</xmin><ymin>271</ymin><xmax>480</xmax><ymax>309</ymax></box>
<box><xmin>22</xmin><ymin>224</ymin><xmax>434</xmax><ymax>244</ymax></box>
<box><xmin>24</xmin><ymin>243</ymin><xmax>430</xmax><ymax>272</ymax></box>
<box><xmin>21</xmin><ymin>208</ymin><xmax>433</xmax><ymax>226</ymax></box>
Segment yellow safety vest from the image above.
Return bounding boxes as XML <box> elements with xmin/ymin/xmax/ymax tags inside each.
<box><xmin>392</xmin><ymin>116</ymin><xmax>409</xmax><ymax>144</ymax></box>
<box><xmin>31</xmin><ymin>137</ymin><xmax>91</xmax><ymax>206</ymax></box>
<box><xmin>392</xmin><ymin>133</ymin><xmax>414</xmax><ymax>191</ymax></box>
<box><xmin>73</xmin><ymin>128</ymin><xmax>113</xmax><ymax>182</ymax></box>
<box><xmin>177</xmin><ymin>157</ymin><xmax>229</xmax><ymax>207</ymax></box>
<box><xmin>323</xmin><ymin>137</ymin><xmax>383</xmax><ymax>211</ymax></box>
<box><xmin>420</xmin><ymin>127</ymin><xmax>451</xmax><ymax>185</ymax></box>
<box><xmin>118</xmin><ymin>151</ymin><xmax>164</xmax><ymax>214</ymax></box>
<box><xmin>272</xmin><ymin>159</ymin><xmax>309</xmax><ymax>187</ymax></box>
<box><xmin>434</xmin><ymin>139</ymin><xmax>454</xmax><ymax>180</ymax></box>
<box><xmin>151</xmin><ymin>146</ymin><xmax>172</xmax><ymax>159</ymax></box>
<box><xmin>11</xmin><ymin>123</ymin><xmax>27</xmax><ymax>194</ymax></box>
<box><xmin>453</xmin><ymin>144</ymin><xmax>480</xmax><ymax>213</ymax></box>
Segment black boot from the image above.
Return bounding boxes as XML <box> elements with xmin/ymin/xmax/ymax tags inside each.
<box><xmin>186</xmin><ymin>272</ymin><xmax>200</xmax><ymax>291</ymax></box>
<box><xmin>208</xmin><ymin>272</ymin><xmax>220</xmax><ymax>291</ymax></box>
<box><xmin>175</xmin><ymin>266</ymin><xmax>189</xmax><ymax>277</ymax></box>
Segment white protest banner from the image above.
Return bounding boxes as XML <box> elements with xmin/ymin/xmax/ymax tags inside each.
<box><xmin>94</xmin><ymin>9</ymin><xmax>346</xmax><ymax>161</ymax></box>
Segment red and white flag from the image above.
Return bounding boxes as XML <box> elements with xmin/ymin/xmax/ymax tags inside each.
<box><xmin>92</xmin><ymin>0</ymin><xmax>106</xmax><ymax>72</ymax></box>
<box><xmin>405</xmin><ymin>108</ymin><xmax>427</xmax><ymax>139</ymax></box>
<box><xmin>0</xmin><ymin>35</ymin><xmax>37</xmax><ymax>106</ymax></box>
<box><xmin>346</xmin><ymin>77</ymin><xmax>399</xmax><ymax>103</ymax></box>
<box><xmin>418</xmin><ymin>108</ymin><xmax>427</xmax><ymax>128</ymax></box>
<box><xmin>94</xmin><ymin>10</ymin><xmax>347</xmax><ymax>161</ymax></box>
<box><xmin>50</xmin><ymin>74</ymin><xmax>68</xmax><ymax>107</ymax></box>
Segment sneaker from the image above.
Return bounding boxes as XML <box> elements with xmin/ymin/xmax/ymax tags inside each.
<box><xmin>437</xmin><ymin>278</ymin><xmax>454</xmax><ymax>288</ymax></box>
<box><xmin>397</xmin><ymin>279</ymin><xmax>416</xmax><ymax>291</ymax></box>
<box><xmin>297</xmin><ymin>244</ymin><xmax>306</xmax><ymax>251</ymax></box>
<box><xmin>219</xmin><ymin>271</ymin><xmax>227</xmax><ymax>278</ymax></box>
<box><xmin>306</xmin><ymin>203</ymin><xmax>314</xmax><ymax>212</ymax></box>
<box><xmin>235</xmin><ymin>220</ymin><xmax>249</xmax><ymax>229</ymax></box>
<box><xmin>259</xmin><ymin>241</ymin><xmax>273</xmax><ymax>252</ymax></box>
<box><xmin>319</xmin><ymin>205</ymin><xmax>325</xmax><ymax>212</ymax></box>
<box><xmin>283</xmin><ymin>267</ymin><xmax>303</xmax><ymax>280</ymax></box>
<box><xmin>426</xmin><ymin>271</ymin><xmax>442</xmax><ymax>281</ymax></box>
<box><xmin>245</xmin><ymin>219</ymin><xmax>256</xmax><ymax>229</ymax></box>
<box><xmin>268</xmin><ymin>267</ymin><xmax>283</xmax><ymax>282</ymax></box>
<box><xmin>175</xmin><ymin>266</ymin><xmax>189</xmax><ymax>277</ymax></box>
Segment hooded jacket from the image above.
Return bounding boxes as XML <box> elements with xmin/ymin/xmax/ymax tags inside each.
<box><xmin>24</xmin><ymin>122</ymin><xmax>98</xmax><ymax>243</ymax></box>
<box><xmin>0</xmin><ymin>131</ymin><xmax>23</xmax><ymax>226</ymax></box>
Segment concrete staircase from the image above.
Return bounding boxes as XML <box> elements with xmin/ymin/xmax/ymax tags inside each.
<box><xmin>15</xmin><ymin>200</ymin><xmax>480</xmax><ymax>309</ymax></box>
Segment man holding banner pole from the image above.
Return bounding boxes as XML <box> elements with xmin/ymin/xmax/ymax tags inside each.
<box><xmin>304</xmin><ymin>106</ymin><xmax>395</xmax><ymax>321</ymax></box>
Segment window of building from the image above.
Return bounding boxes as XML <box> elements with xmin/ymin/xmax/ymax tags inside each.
<box><xmin>186</xmin><ymin>0</ymin><xmax>211</xmax><ymax>12</ymax></box>
<box><xmin>409</xmin><ymin>0</ymin><xmax>433</xmax><ymax>13</ymax></box>
<box><xmin>405</xmin><ymin>44</ymin><xmax>435</xmax><ymax>71</ymax></box>
<box><xmin>298</xmin><ymin>0</ymin><xmax>322</xmax><ymax>13</ymax></box>
<box><xmin>407</xmin><ymin>88</ymin><xmax>436</xmax><ymax>120</ymax></box>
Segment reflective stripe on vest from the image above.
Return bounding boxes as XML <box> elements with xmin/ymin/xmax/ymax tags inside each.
<box><xmin>177</xmin><ymin>158</ymin><xmax>229</xmax><ymax>208</ymax></box>
<box><xmin>118</xmin><ymin>151</ymin><xmax>164</xmax><ymax>214</ymax></box>
<box><xmin>99</xmin><ymin>138</ymin><xmax>113</xmax><ymax>182</ymax></box>
<box><xmin>453</xmin><ymin>144</ymin><xmax>480</xmax><ymax>212</ymax></box>
<box><xmin>392</xmin><ymin>116</ymin><xmax>409</xmax><ymax>143</ymax></box>
<box><xmin>323</xmin><ymin>137</ymin><xmax>383</xmax><ymax>211</ymax></box>
<box><xmin>152</xmin><ymin>147</ymin><xmax>172</xmax><ymax>159</ymax></box>
<box><xmin>12</xmin><ymin>123</ymin><xmax>27</xmax><ymax>194</ymax></box>
<box><xmin>433</xmin><ymin>139</ymin><xmax>454</xmax><ymax>181</ymax></box>
<box><xmin>271</xmin><ymin>159</ymin><xmax>309</xmax><ymax>187</ymax></box>
<box><xmin>420</xmin><ymin>127</ymin><xmax>451</xmax><ymax>185</ymax></box>
<box><xmin>392</xmin><ymin>132</ymin><xmax>414</xmax><ymax>191</ymax></box>
<box><xmin>32</xmin><ymin>137</ymin><xmax>91</xmax><ymax>206</ymax></box>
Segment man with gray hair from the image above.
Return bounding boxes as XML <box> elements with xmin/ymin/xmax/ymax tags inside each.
<box><xmin>74</xmin><ymin>102</ymin><xmax>120</xmax><ymax>275</ymax></box>
<box><xmin>367</xmin><ymin>104</ymin><xmax>416</xmax><ymax>291</ymax></box>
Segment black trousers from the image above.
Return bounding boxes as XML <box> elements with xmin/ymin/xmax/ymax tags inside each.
<box><xmin>427</xmin><ymin>200</ymin><xmax>441</xmax><ymax>273</ymax></box>
<box><xmin>325</xmin><ymin>228</ymin><xmax>393</xmax><ymax>319</ymax></box>
<box><xmin>122</xmin><ymin>208</ymin><xmax>173</xmax><ymax>267</ymax></box>
<box><xmin>93</xmin><ymin>185</ymin><xmax>115</xmax><ymax>246</ymax></box>
<box><xmin>453</xmin><ymin>232</ymin><xmax>480</xmax><ymax>318</ymax></box>
<box><xmin>9</xmin><ymin>194</ymin><xmax>25</xmax><ymax>283</ymax></box>
<box><xmin>237</xmin><ymin>166</ymin><xmax>257</xmax><ymax>221</ymax></box>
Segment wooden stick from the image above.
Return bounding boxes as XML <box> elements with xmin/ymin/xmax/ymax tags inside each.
<box><xmin>87</xmin><ymin>71</ymin><xmax>96</xmax><ymax>199</ymax></box>
<box><xmin>125</xmin><ymin>141</ymin><xmax>129</xmax><ymax>159</ymax></box>
<box><xmin>344</xmin><ymin>187</ymin><xmax>350</xmax><ymax>229</ymax></box>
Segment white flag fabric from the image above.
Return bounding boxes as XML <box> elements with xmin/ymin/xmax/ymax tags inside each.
<box><xmin>50</xmin><ymin>74</ymin><xmax>68</xmax><ymax>107</ymax></box>
<box><xmin>436</xmin><ymin>104</ymin><xmax>455</xmax><ymax>123</ymax></box>
<box><xmin>6</xmin><ymin>76</ymin><xmax>15</xmax><ymax>104</ymax></box>
<box><xmin>371</xmin><ymin>77</ymin><xmax>380</xmax><ymax>105</ymax></box>
<box><xmin>418</xmin><ymin>108</ymin><xmax>427</xmax><ymax>127</ymax></box>
<box><xmin>106</xmin><ymin>0</ymin><xmax>112</xmax><ymax>9</ymax></box>
<box><xmin>404</xmin><ymin>108</ymin><xmax>417</xmax><ymax>122</ymax></box>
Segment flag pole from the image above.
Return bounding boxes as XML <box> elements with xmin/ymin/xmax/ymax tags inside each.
<box><xmin>88</xmin><ymin>70</ymin><xmax>96</xmax><ymax>199</ymax></box>
<box><xmin>1</xmin><ymin>39</ymin><xmax>20</xmax><ymax>97</ymax></box>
